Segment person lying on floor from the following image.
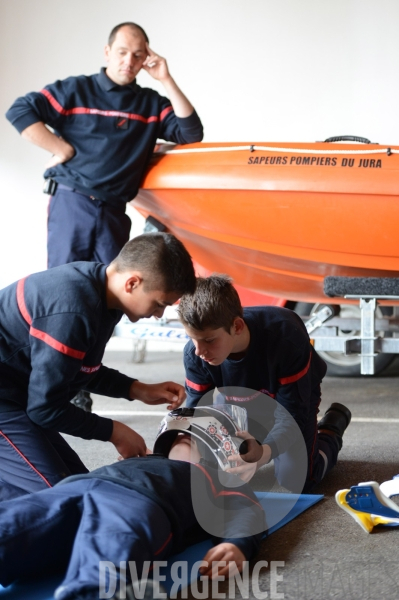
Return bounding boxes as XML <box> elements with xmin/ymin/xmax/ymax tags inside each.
<box><xmin>0</xmin><ymin>407</ymin><xmax>265</xmax><ymax>600</ymax></box>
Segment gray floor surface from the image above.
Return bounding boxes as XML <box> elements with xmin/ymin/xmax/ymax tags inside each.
<box><xmin>65</xmin><ymin>349</ymin><xmax>399</xmax><ymax>600</ymax></box>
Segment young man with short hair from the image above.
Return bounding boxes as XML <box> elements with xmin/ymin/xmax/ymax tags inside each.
<box><xmin>0</xmin><ymin>233</ymin><xmax>196</xmax><ymax>501</ymax></box>
<box><xmin>178</xmin><ymin>275</ymin><xmax>351</xmax><ymax>492</ymax></box>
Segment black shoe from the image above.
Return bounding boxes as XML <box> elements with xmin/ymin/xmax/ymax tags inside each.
<box><xmin>317</xmin><ymin>402</ymin><xmax>351</xmax><ymax>450</ymax></box>
<box><xmin>70</xmin><ymin>390</ymin><xmax>93</xmax><ymax>412</ymax></box>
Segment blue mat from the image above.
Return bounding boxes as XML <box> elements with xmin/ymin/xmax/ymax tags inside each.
<box><xmin>0</xmin><ymin>492</ymin><xmax>323</xmax><ymax>598</ymax></box>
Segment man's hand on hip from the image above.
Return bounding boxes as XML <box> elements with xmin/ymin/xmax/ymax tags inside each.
<box><xmin>45</xmin><ymin>138</ymin><xmax>75</xmax><ymax>168</ymax></box>
<box><xmin>21</xmin><ymin>122</ymin><xmax>75</xmax><ymax>167</ymax></box>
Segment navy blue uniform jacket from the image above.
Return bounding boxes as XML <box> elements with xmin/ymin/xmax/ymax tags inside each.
<box><xmin>184</xmin><ymin>307</ymin><xmax>327</xmax><ymax>458</ymax></box>
<box><xmin>0</xmin><ymin>262</ymin><xmax>134</xmax><ymax>441</ymax></box>
<box><xmin>61</xmin><ymin>455</ymin><xmax>266</xmax><ymax>559</ymax></box>
<box><xmin>5</xmin><ymin>69</ymin><xmax>204</xmax><ymax>205</ymax></box>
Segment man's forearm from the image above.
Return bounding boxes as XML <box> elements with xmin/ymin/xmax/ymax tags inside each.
<box><xmin>21</xmin><ymin>122</ymin><xmax>75</xmax><ymax>161</ymax></box>
<box><xmin>161</xmin><ymin>76</ymin><xmax>195</xmax><ymax>118</ymax></box>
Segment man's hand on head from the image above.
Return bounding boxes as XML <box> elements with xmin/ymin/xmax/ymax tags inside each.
<box><xmin>141</xmin><ymin>43</ymin><xmax>195</xmax><ymax>118</ymax></box>
<box><xmin>142</xmin><ymin>44</ymin><xmax>171</xmax><ymax>82</ymax></box>
<box><xmin>129</xmin><ymin>380</ymin><xmax>186</xmax><ymax>410</ymax></box>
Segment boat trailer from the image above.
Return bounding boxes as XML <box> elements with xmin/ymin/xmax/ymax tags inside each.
<box><xmin>114</xmin><ymin>276</ymin><xmax>399</xmax><ymax>374</ymax></box>
<box><xmin>306</xmin><ymin>277</ymin><xmax>399</xmax><ymax>375</ymax></box>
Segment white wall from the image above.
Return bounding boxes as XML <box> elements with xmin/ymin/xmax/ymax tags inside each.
<box><xmin>1</xmin><ymin>0</ymin><xmax>399</xmax><ymax>287</ymax></box>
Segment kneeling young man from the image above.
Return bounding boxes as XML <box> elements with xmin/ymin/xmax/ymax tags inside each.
<box><xmin>178</xmin><ymin>275</ymin><xmax>351</xmax><ymax>492</ymax></box>
<box><xmin>0</xmin><ymin>233</ymin><xmax>196</xmax><ymax>501</ymax></box>
<box><xmin>0</xmin><ymin>409</ymin><xmax>265</xmax><ymax>600</ymax></box>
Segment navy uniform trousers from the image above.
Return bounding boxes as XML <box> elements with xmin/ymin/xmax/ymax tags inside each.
<box><xmin>0</xmin><ymin>409</ymin><xmax>89</xmax><ymax>501</ymax></box>
<box><xmin>47</xmin><ymin>185</ymin><xmax>132</xmax><ymax>268</ymax></box>
<box><xmin>0</xmin><ymin>479</ymin><xmax>172</xmax><ymax>600</ymax></box>
<box><xmin>273</xmin><ymin>383</ymin><xmax>339</xmax><ymax>493</ymax></box>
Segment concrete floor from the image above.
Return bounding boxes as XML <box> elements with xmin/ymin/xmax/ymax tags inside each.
<box><xmin>65</xmin><ymin>348</ymin><xmax>399</xmax><ymax>600</ymax></box>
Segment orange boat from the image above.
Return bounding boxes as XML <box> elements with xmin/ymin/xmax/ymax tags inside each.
<box><xmin>132</xmin><ymin>138</ymin><xmax>399</xmax><ymax>304</ymax></box>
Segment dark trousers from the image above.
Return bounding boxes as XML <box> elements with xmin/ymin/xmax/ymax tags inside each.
<box><xmin>47</xmin><ymin>186</ymin><xmax>131</xmax><ymax>268</ymax></box>
<box><xmin>274</xmin><ymin>384</ymin><xmax>339</xmax><ymax>493</ymax></box>
<box><xmin>0</xmin><ymin>409</ymin><xmax>88</xmax><ymax>500</ymax></box>
<box><xmin>0</xmin><ymin>479</ymin><xmax>172</xmax><ymax>600</ymax></box>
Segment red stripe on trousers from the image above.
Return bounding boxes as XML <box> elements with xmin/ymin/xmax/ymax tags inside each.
<box><xmin>0</xmin><ymin>430</ymin><xmax>52</xmax><ymax>488</ymax></box>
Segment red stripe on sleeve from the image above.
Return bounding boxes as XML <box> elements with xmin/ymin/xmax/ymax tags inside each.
<box><xmin>40</xmin><ymin>88</ymin><xmax>67</xmax><ymax>114</ymax></box>
<box><xmin>185</xmin><ymin>378</ymin><xmax>212</xmax><ymax>392</ymax></box>
<box><xmin>30</xmin><ymin>327</ymin><xmax>86</xmax><ymax>360</ymax></box>
<box><xmin>159</xmin><ymin>106</ymin><xmax>173</xmax><ymax>121</ymax></box>
<box><xmin>16</xmin><ymin>277</ymin><xmax>32</xmax><ymax>325</ymax></box>
<box><xmin>278</xmin><ymin>352</ymin><xmax>312</xmax><ymax>386</ymax></box>
<box><xmin>16</xmin><ymin>276</ymin><xmax>86</xmax><ymax>360</ymax></box>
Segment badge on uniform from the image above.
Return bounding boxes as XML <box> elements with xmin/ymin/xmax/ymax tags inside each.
<box><xmin>115</xmin><ymin>117</ymin><xmax>129</xmax><ymax>129</ymax></box>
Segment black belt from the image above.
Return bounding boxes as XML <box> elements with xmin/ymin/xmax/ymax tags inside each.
<box><xmin>57</xmin><ymin>184</ymin><xmax>99</xmax><ymax>201</ymax></box>
<box><xmin>52</xmin><ymin>181</ymin><xmax>124</xmax><ymax>208</ymax></box>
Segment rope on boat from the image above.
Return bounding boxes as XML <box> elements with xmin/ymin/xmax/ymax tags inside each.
<box><xmin>161</xmin><ymin>144</ymin><xmax>398</xmax><ymax>156</ymax></box>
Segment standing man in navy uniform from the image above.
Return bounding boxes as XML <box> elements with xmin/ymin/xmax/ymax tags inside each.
<box><xmin>0</xmin><ymin>232</ymin><xmax>196</xmax><ymax>502</ymax></box>
<box><xmin>6</xmin><ymin>22</ymin><xmax>203</xmax><ymax>266</ymax></box>
<box><xmin>6</xmin><ymin>22</ymin><xmax>204</xmax><ymax>410</ymax></box>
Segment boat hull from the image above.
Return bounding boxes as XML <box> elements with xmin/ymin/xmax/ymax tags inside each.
<box><xmin>133</xmin><ymin>142</ymin><xmax>399</xmax><ymax>303</ymax></box>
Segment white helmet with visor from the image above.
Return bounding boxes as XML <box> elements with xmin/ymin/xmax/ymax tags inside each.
<box><xmin>154</xmin><ymin>405</ymin><xmax>248</xmax><ymax>470</ymax></box>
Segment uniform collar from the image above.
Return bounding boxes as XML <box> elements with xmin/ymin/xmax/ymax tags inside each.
<box><xmin>97</xmin><ymin>67</ymin><xmax>138</xmax><ymax>92</ymax></box>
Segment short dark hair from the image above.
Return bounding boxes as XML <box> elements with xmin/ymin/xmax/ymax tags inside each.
<box><xmin>178</xmin><ymin>274</ymin><xmax>243</xmax><ymax>332</ymax></box>
<box><xmin>108</xmin><ymin>22</ymin><xmax>149</xmax><ymax>46</ymax></box>
<box><xmin>111</xmin><ymin>233</ymin><xmax>196</xmax><ymax>295</ymax></box>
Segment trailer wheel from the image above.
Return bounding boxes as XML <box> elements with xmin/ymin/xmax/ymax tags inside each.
<box><xmin>294</xmin><ymin>302</ymin><xmax>395</xmax><ymax>376</ymax></box>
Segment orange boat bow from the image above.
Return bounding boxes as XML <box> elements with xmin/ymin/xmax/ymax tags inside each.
<box><xmin>133</xmin><ymin>141</ymin><xmax>399</xmax><ymax>303</ymax></box>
